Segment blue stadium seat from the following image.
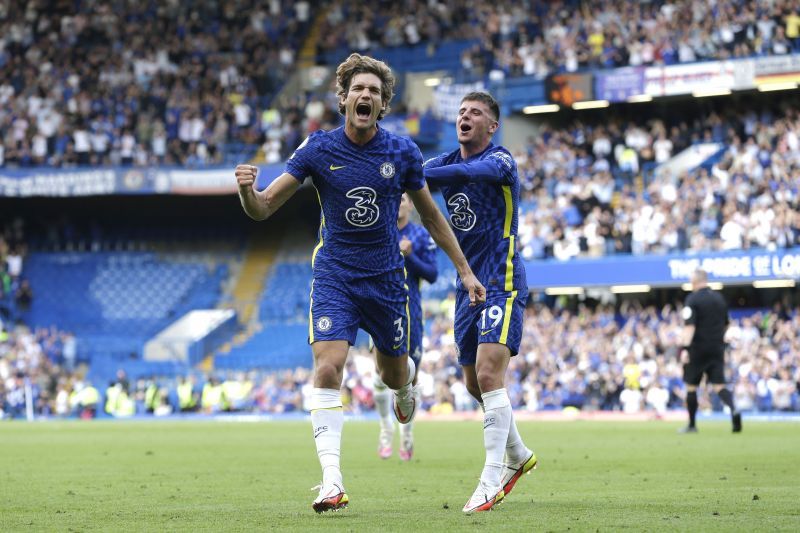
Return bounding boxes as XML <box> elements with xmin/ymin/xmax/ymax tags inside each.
<box><xmin>24</xmin><ymin>253</ymin><xmax>228</xmax><ymax>369</ymax></box>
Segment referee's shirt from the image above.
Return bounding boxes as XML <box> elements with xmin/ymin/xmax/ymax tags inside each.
<box><xmin>681</xmin><ymin>287</ymin><xmax>729</xmax><ymax>358</ymax></box>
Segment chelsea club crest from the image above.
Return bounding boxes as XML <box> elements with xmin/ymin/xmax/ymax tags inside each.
<box><xmin>316</xmin><ymin>316</ymin><xmax>332</xmax><ymax>332</ymax></box>
<box><xmin>380</xmin><ymin>162</ymin><xmax>395</xmax><ymax>178</ymax></box>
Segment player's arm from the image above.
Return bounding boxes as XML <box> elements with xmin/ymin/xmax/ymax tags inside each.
<box><xmin>235</xmin><ymin>165</ymin><xmax>300</xmax><ymax>221</ymax></box>
<box><xmin>405</xmin><ymin>234</ymin><xmax>438</xmax><ymax>283</ymax></box>
<box><xmin>679</xmin><ymin>298</ymin><xmax>697</xmax><ymax>362</ymax></box>
<box><xmin>680</xmin><ymin>324</ymin><xmax>695</xmax><ymax>350</ymax></box>
<box><xmin>407</xmin><ymin>185</ymin><xmax>484</xmax><ymax>304</ymax></box>
<box><xmin>423</xmin><ymin>152</ymin><xmax>514</xmax><ymax>186</ymax></box>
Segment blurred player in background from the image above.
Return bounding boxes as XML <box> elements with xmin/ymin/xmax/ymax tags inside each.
<box><xmin>423</xmin><ymin>91</ymin><xmax>537</xmax><ymax>513</ymax></box>
<box><xmin>680</xmin><ymin>268</ymin><xmax>742</xmax><ymax>434</ymax></box>
<box><xmin>235</xmin><ymin>54</ymin><xmax>485</xmax><ymax>513</ymax></box>
<box><xmin>374</xmin><ymin>193</ymin><xmax>438</xmax><ymax>461</ymax></box>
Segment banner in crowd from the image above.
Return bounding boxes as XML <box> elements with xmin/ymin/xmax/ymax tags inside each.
<box><xmin>526</xmin><ymin>248</ymin><xmax>800</xmax><ymax>289</ymax></box>
<box><xmin>0</xmin><ymin>165</ymin><xmax>288</xmax><ymax>197</ymax></box>
<box><xmin>433</xmin><ymin>81</ymin><xmax>485</xmax><ymax>122</ymax></box>
<box><xmin>643</xmin><ymin>61</ymin><xmax>743</xmax><ymax>96</ymax></box>
<box><xmin>579</xmin><ymin>54</ymin><xmax>800</xmax><ymax>105</ymax></box>
<box><xmin>752</xmin><ymin>54</ymin><xmax>800</xmax><ymax>84</ymax></box>
<box><xmin>594</xmin><ymin>68</ymin><xmax>645</xmax><ymax>102</ymax></box>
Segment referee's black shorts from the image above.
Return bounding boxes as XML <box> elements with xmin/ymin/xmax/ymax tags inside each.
<box><xmin>683</xmin><ymin>348</ymin><xmax>726</xmax><ymax>386</ymax></box>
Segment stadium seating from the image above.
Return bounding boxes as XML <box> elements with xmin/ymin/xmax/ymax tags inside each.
<box><xmin>216</xmin><ymin>324</ymin><xmax>312</xmax><ymax>371</ymax></box>
<box><xmin>24</xmin><ymin>252</ymin><xmax>228</xmax><ymax>364</ymax></box>
<box><xmin>257</xmin><ymin>262</ymin><xmax>313</xmax><ymax>324</ymax></box>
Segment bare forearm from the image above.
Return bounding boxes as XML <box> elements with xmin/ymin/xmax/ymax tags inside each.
<box><xmin>420</xmin><ymin>211</ymin><xmax>470</xmax><ymax>277</ymax></box>
<box><xmin>239</xmin><ymin>187</ymin><xmax>269</xmax><ymax>220</ymax></box>
<box><xmin>235</xmin><ymin>169</ymin><xmax>300</xmax><ymax>221</ymax></box>
<box><xmin>681</xmin><ymin>325</ymin><xmax>695</xmax><ymax>347</ymax></box>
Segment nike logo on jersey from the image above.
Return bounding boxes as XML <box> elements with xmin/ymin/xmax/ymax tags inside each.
<box><xmin>329</xmin><ymin>164</ymin><xmax>346</xmax><ymax>170</ymax></box>
<box><xmin>393</xmin><ymin>343</ymin><xmax>404</xmax><ymax>350</ymax></box>
<box><xmin>480</xmin><ymin>329</ymin><xmax>494</xmax><ymax>336</ymax></box>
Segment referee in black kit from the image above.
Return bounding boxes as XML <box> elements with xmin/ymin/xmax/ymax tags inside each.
<box><xmin>679</xmin><ymin>269</ymin><xmax>742</xmax><ymax>433</ymax></box>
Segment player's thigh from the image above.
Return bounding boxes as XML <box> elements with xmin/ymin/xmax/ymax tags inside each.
<box><xmin>309</xmin><ymin>278</ymin><xmax>360</xmax><ymax>345</ymax></box>
<box><xmin>705</xmin><ymin>358</ymin><xmax>727</xmax><ymax>385</ymax></box>
<box><xmin>683</xmin><ymin>360</ymin><xmax>704</xmax><ymax>387</ymax></box>
<box><xmin>357</xmin><ymin>277</ymin><xmax>409</xmax><ymax>357</ymax></box>
<box><xmin>476</xmin><ymin>291</ymin><xmax>526</xmax><ymax>356</ymax></box>
<box><xmin>454</xmin><ymin>290</ymin><xmax>481</xmax><ymax>366</ymax></box>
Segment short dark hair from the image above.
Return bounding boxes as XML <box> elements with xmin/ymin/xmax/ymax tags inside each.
<box><xmin>461</xmin><ymin>91</ymin><xmax>500</xmax><ymax>121</ymax></box>
<box><xmin>336</xmin><ymin>53</ymin><xmax>395</xmax><ymax>120</ymax></box>
<box><xmin>693</xmin><ymin>268</ymin><xmax>708</xmax><ymax>283</ymax></box>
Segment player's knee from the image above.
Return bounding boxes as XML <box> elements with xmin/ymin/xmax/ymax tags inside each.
<box><xmin>379</xmin><ymin>367</ymin><xmax>404</xmax><ymax>390</ymax></box>
<box><xmin>313</xmin><ymin>362</ymin><xmax>342</xmax><ymax>389</ymax></box>
<box><xmin>476</xmin><ymin>369</ymin><xmax>502</xmax><ymax>394</ymax></box>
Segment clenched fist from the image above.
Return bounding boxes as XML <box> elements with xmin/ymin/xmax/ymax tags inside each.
<box><xmin>235</xmin><ymin>164</ymin><xmax>258</xmax><ymax>191</ymax></box>
<box><xmin>399</xmin><ymin>236</ymin><xmax>413</xmax><ymax>257</ymax></box>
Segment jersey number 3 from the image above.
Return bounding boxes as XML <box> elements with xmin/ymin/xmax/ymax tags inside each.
<box><xmin>448</xmin><ymin>193</ymin><xmax>477</xmax><ymax>231</ymax></box>
<box><xmin>345</xmin><ymin>187</ymin><xmax>380</xmax><ymax>227</ymax></box>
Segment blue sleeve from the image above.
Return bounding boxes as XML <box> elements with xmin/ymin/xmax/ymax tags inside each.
<box><xmin>403</xmin><ymin>141</ymin><xmax>425</xmax><ymax>191</ymax></box>
<box><xmin>424</xmin><ymin>150</ymin><xmax>515</xmax><ymax>186</ymax></box>
<box><xmin>422</xmin><ymin>153</ymin><xmax>446</xmax><ymax>170</ymax></box>
<box><xmin>284</xmin><ymin>133</ymin><xmax>318</xmax><ymax>183</ymax></box>
<box><xmin>405</xmin><ymin>228</ymin><xmax>438</xmax><ymax>283</ymax></box>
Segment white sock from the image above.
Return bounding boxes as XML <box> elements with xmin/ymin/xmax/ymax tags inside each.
<box><xmin>310</xmin><ymin>388</ymin><xmax>344</xmax><ymax>487</ymax></box>
<box><xmin>505</xmin><ymin>410</ymin><xmax>529</xmax><ymax>463</ymax></box>
<box><xmin>373</xmin><ymin>374</ymin><xmax>394</xmax><ymax>432</ymax></box>
<box><xmin>395</xmin><ymin>357</ymin><xmax>416</xmax><ymax>395</ymax></box>
<box><xmin>480</xmin><ymin>388</ymin><xmax>512</xmax><ymax>488</ymax></box>
<box><xmin>399</xmin><ymin>419</ymin><xmax>413</xmax><ymax>436</ymax></box>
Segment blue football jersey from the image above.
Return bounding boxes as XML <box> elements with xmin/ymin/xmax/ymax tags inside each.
<box><xmin>286</xmin><ymin>126</ymin><xmax>425</xmax><ymax>281</ymax></box>
<box><xmin>424</xmin><ymin>143</ymin><xmax>527</xmax><ymax>292</ymax></box>
<box><xmin>399</xmin><ymin>221</ymin><xmax>437</xmax><ymax>310</ymax></box>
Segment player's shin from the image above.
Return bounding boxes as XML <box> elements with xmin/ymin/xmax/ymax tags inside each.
<box><xmin>505</xmin><ymin>410</ymin><xmax>529</xmax><ymax>463</ymax></box>
<box><xmin>374</xmin><ymin>374</ymin><xmax>394</xmax><ymax>457</ymax></box>
<box><xmin>686</xmin><ymin>390</ymin><xmax>698</xmax><ymax>428</ymax></box>
<box><xmin>480</xmin><ymin>388</ymin><xmax>512</xmax><ymax>488</ymax></box>
<box><xmin>311</xmin><ymin>388</ymin><xmax>344</xmax><ymax>486</ymax></box>
<box><xmin>717</xmin><ymin>388</ymin><xmax>736</xmax><ymax>412</ymax></box>
<box><xmin>373</xmin><ymin>374</ymin><xmax>393</xmax><ymax>426</ymax></box>
<box><xmin>392</xmin><ymin>357</ymin><xmax>418</xmax><ymax>424</ymax></box>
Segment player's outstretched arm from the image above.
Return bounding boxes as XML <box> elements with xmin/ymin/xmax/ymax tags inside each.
<box><xmin>423</xmin><ymin>158</ymin><xmax>510</xmax><ymax>186</ymax></box>
<box><xmin>407</xmin><ymin>185</ymin><xmax>485</xmax><ymax>305</ymax></box>
<box><xmin>235</xmin><ymin>165</ymin><xmax>300</xmax><ymax>221</ymax></box>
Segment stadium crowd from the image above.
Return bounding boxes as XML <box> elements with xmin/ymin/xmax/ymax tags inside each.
<box><xmin>3</xmin><ymin>0</ymin><xmax>800</xmax><ymax>420</ymax></box>
<box><xmin>515</xmin><ymin>102</ymin><xmax>800</xmax><ymax>259</ymax></box>
<box><xmin>0</xmin><ymin>0</ymin><xmax>311</xmax><ymax>168</ymax></box>
<box><xmin>319</xmin><ymin>0</ymin><xmax>800</xmax><ymax>79</ymax></box>
<box><xmin>416</xmin><ymin>300</ymin><xmax>800</xmax><ymax>415</ymax></box>
<box><xmin>6</xmin><ymin>1</ymin><xmax>800</xmax><ymax>168</ymax></box>
<box><xmin>4</xmin><ymin>301</ymin><xmax>798</xmax><ymax>419</ymax></box>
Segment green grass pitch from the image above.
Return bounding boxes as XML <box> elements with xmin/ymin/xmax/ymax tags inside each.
<box><xmin>1</xmin><ymin>419</ymin><xmax>798</xmax><ymax>531</ymax></box>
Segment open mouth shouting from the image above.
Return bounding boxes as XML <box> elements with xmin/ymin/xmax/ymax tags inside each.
<box><xmin>459</xmin><ymin>123</ymin><xmax>473</xmax><ymax>134</ymax></box>
<box><xmin>356</xmin><ymin>102</ymin><xmax>372</xmax><ymax>120</ymax></box>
